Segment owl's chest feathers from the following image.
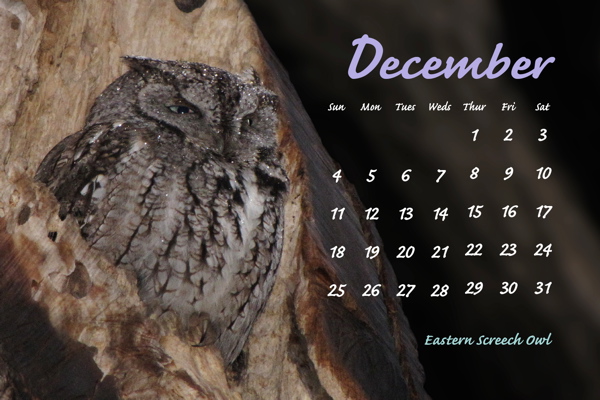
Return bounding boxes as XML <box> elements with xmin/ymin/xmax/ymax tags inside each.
<box><xmin>88</xmin><ymin>150</ymin><xmax>274</xmax><ymax>265</ymax></box>
<box><xmin>230</xmin><ymin>168</ymin><xmax>268</xmax><ymax>242</ymax></box>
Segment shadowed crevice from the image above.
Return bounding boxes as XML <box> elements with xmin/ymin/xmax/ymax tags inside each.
<box><xmin>0</xmin><ymin>226</ymin><xmax>120</xmax><ymax>400</ymax></box>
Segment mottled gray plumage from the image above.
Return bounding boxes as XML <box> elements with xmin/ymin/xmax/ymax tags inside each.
<box><xmin>35</xmin><ymin>57</ymin><xmax>288</xmax><ymax>365</ymax></box>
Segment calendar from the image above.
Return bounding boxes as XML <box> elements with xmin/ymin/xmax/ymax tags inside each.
<box><xmin>1</xmin><ymin>1</ymin><xmax>595</xmax><ymax>399</ymax></box>
<box><xmin>252</xmin><ymin>3</ymin><xmax>597</xmax><ymax>398</ymax></box>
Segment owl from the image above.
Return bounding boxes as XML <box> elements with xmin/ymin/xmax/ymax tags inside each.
<box><xmin>35</xmin><ymin>56</ymin><xmax>288</xmax><ymax>365</ymax></box>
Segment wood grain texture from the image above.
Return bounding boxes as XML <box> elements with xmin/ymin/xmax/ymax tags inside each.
<box><xmin>0</xmin><ymin>0</ymin><xmax>427</xmax><ymax>399</ymax></box>
<box><xmin>242</xmin><ymin>1</ymin><xmax>600</xmax><ymax>398</ymax></box>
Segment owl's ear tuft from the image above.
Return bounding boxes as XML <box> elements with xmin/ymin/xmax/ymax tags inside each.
<box><xmin>122</xmin><ymin>56</ymin><xmax>211</xmax><ymax>83</ymax></box>
<box><xmin>123</xmin><ymin>56</ymin><xmax>165</xmax><ymax>73</ymax></box>
<box><xmin>238</xmin><ymin>67</ymin><xmax>262</xmax><ymax>86</ymax></box>
<box><xmin>122</xmin><ymin>56</ymin><xmax>184</xmax><ymax>83</ymax></box>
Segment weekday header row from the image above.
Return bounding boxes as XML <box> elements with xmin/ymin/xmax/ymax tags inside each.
<box><xmin>327</xmin><ymin>102</ymin><xmax>551</xmax><ymax>112</ymax></box>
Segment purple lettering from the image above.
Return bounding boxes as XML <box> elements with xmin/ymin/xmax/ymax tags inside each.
<box><xmin>348</xmin><ymin>34</ymin><xmax>384</xmax><ymax>79</ymax></box>
<box><xmin>485</xmin><ymin>43</ymin><xmax>511</xmax><ymax>78</ymax></box>
<box><xmin>347</xmin><ymin>36</ymin><xmax>555</xmax><ymax>80</ymax></box>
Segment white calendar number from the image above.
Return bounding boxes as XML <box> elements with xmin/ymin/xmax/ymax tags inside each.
<box><xmin>536</xmin><ymin>205</ymin><xmax>553</xmax><ymax>219</ymax></box>
<box><xmin>397</xmin><ymin>284</ymin><xmax>416</xmax><ymax>297</ymax></box>
<box><xmin>365</xmin><ymin>245</ymin><xmax>380</xmax><ymax>259</ymax></box>
<box><xmin>500</xmin><ymin>282</ymin><xmax>518</xmax><ymax>295</ymax></box>
<box><xmin>500</xmin><ymin>243</ymin><xmax>517</xmax><ymax>256</ymax></box>
<box><xmin>331</xmin><ymin>207</ymin><xmax>345</xmax><ymax>220</ymax></box>
<box><xmin>467</xmin><ymin>205</ymin><xmax>484</xmax><ymax>218</ymax></box>
<box><xmin>399</xmin><ymin>207</ymin><xmax>414</xmax><ymax>220</ymax></box>
<box><xmin>434</xmin><ymin>207</ymin><xmax>449</xmax><ymax>221</ymax></box>
<box><xmin>465</xmin><ymin>282</ymin><xmax>483</xmax><ymax>295</ymax></box>
<box><xmin>396</xmin><ymin>246</ymin><xmax>416</xmax><ymax>258</ymax></box>
<box><xmin>470</xmin><ymin>167</ymin><xmax>479</xmax><ymax>179</ymax></box>
<box><xmin>472</xmin><ymin>129</ymin><xmax>479</xmax><ymax>141</ymax></box>
<box><xmin>328</xmin><ymin>284</ymin><xmax>346</xmax><ymax>297</ymax></box>
<box><xmin>333</xmin><ymin>169</ymin><xmax>342</xmax><ymax>183</ymax></box>
<box><xmin>536</xmin><ymin>167</ymin><xmax>552</xmax><ymax>179</ymax></box>
<box><xmin>436</xmin><ymin>169</ymin><xmax>446</xmax><ymax>183</ymax></box>
<box><xmin>465</xmin><ymin>243</ymin><xmax>483</xmax><ymax>256</ymax></box>
<box><xmin>330</xmin><ymin>246</ymin><xmax>346</xmax><ymax>258</ymax></box>
<box><xmin>431</xmin><ymin>245</ymin><xmax>449</xmax><ymax>259</ymax></box>
<box><xmin>504</xmin><ymin>167</ymin><xmax>514</xmax><ymax>180</ymax></box>
<box><xmin>534</xmin><ymin>282</ymin><xmax>552</xmax><ymax>295</ymax></box>
<box><xmin>362</xmin><ymin>284</ymin><xmax>382</xmax><ymax>297</ymax></box>
<box><xmin>534</xmin><ymin>243</ymin><xmax>553</xmax><ymax>257</ymax></box>
<box><xmin>365</xmin><ymin>207</ymin><xmax>379</xmax><ymax>220</ymax></box>
<box><xmin>504</xmin><ymin>128</ymin><xmax>514</xmax><ymax>141</ymax></box>
<box><xmin>366</xmin><ymin>169</ymin><xmax>377</xmax><ymax>182</ymax></box>
<box><xmin>538</xmin><ymin>128</ymin><xmax>548</xmax><ymax>142</ymax></box>
<box><xmin>502</xmin><ymin>205</ymin><xmax>519</xmax><ymax>218</ymax></box>
<box><xmin>431</xmin><ymin>284</ymin><xmax>449</xmax><ymax>297</ymax></box>
<box><xmin>402</xmin><ymin>169</ymin><xmax>412</xmax><ymax>182</ymax></box>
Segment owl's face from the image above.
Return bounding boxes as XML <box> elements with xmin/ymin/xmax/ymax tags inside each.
<box><xmin>87</xmin><ymin>57</ymin><xmax>279</xmax><ymax>163</ymax></box>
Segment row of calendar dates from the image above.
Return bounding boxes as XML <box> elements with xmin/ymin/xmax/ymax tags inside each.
<box><xmin>332</xmin><ymin>205</ymin><xmax>553</xmax><ymax>220</ymax></box>
<box><xmin>332</xmin><ymin>166</ymin><xmax>553</xmax><ymax>184</ymax></box>
<box><xmin>327</xmin><ymin>281</ymin><xmax>553</xmax><ymax>297</ymax></box>
<box><xmin>329</xmin><ymin>243</ymin><xmax>553</xmax><ymax>259</ymax></box>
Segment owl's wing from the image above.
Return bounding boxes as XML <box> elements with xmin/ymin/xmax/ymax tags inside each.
<box><xmin>35</xmin><ymin>123</ymin><xmax>136</xmax><ymax>224</ymax></box>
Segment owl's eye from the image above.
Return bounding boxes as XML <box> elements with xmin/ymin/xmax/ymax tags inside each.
<box><xmin>243</xmin><ymin>116</ymin><xmax>253</xmax><ymax>127</ymax></box>
<box><xmin>168</xmin><ymin>105</ymin><xmax>194</xmax><ymax>114</ymax></box>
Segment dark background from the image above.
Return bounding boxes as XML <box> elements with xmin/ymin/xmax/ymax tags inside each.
<box><xmin>248</xmin><ymin>1</ymin><xmax>598</xmax><ymax>399</ymax></box>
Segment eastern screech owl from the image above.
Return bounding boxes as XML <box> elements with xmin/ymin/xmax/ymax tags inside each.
<box><xmin>35</xmin><ymin>56</ymin><xmax>288</xmax><ymax>365</ymax></box>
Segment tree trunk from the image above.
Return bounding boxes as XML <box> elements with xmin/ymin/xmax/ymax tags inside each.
<box><xmin>0</xmin><ymin>1</ymin><xmax>426</xmax><ymax>399</ymax></box>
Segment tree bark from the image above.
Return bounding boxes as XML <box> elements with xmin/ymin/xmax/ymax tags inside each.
<box><xmin>0</xmin><ymin>1</ymin><xmax>426</xmax><ymax>399</ymax></box>
<box><xmin>245</xmin><ymin>2</ymin><xmax>600</xmax><ymax>398</ymax></box>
